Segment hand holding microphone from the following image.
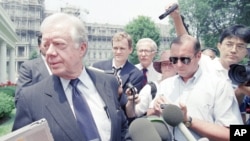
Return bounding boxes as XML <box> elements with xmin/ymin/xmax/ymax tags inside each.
<box><xmin>162</xmin><ymin>104</ymin><xmax>197</xmax><ymax>141</ymax></box>
<box><xmin>159</xmin><ymin>3</ymin><xmax>178</xmax><ymax>20</ymax></box>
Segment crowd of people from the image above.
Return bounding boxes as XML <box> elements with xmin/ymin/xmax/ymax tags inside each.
<box><xmin>11</xmin><ymin>2</ymin><xmax>250</xmax><ymax>141</ymax></box>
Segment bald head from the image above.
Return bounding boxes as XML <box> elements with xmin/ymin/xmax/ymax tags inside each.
<box><xmin>202</xmin><ymin>49</ymin><xmax>217</xmax><ymax>59</ymax></box>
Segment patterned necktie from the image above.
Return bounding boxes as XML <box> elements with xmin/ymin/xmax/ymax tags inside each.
<box><xmin>70</xmin><ymin>78</ymin><xmax>100</xmax><ymax>141</ymax></box>
<box><xmin>142</xmin><ymin>68</ymin><xmax>148</xmax><ymax>87</ymax></box>
<box><xmin>113</xmin><ymin>67</ymin><xmax>122</xmax><ymax>76</ymax></box>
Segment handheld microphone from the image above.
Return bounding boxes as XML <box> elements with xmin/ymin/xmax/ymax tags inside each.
<box><xmin>147</xmin><ymin>115</ymin><xmax>172</xmax><ymax>141</ymax></box>
<box><xmin>129</xmin><ymin>118</ymin><xmax>161</xmax><ymax>141</ymax></box>
<box><xmin>162</xmin><ymin>104</ymin><xmax>197</xmax><ymax>141</ymax></box>
<box><xmin>159</xmin><ymin>3</ymin><xmax>178</xmax><ymax>20</ymax></box>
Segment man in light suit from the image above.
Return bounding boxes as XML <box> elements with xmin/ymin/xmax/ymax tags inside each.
<box><xmin>13</xmin><ymin>13</ymin><xmax>131</xmax><ymax>141</ymax></box>
<box><xmin>92</xmin><ymin>32</ymin><xmax>143</xmax><ymax>118</ymax></box>
<box><xmin>15</xmin><ymin>34</ymin><xmax>51</xmax><ymax>100</ymax></box>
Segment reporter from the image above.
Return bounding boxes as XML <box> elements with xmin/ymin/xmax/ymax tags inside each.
<box><xmin>148</xmin><ymin>34</ymin><xmax>242</xmax><ymax>141</ymax></box>
<box><xmin>126</xmin><ymin>50</ymin><xmax>176</xmax><ymax>118</ymax></box>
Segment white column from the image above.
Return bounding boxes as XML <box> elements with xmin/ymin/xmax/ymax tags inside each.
<box><xmin>9</xmin><ymin>48</ymin><xmax>16</xmax><ymax>83</ymax></box>
<box><xmin>0</xmin><ymin>42</ymin><xmax>7</xmax><ymax>84</ymax></box>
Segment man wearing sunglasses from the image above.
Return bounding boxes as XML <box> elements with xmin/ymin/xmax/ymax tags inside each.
<box><xmin>148</xmin><ymin>34</ymin><xmax>243</xmax><ymax>141</ymax></box>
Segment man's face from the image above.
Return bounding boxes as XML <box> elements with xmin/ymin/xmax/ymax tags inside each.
<box><xmin>42</xmin><ymin>23</ymin><xmax>86</xmax><ymax>79</ymax></box>
<box><xmin>170</xmin><ymin>41</ymin><xmax>201</xmax><ymax>81</ymax></box>
<box><xmin>218</xmin><ymin>37</ymin><xmax>248</xmax><ymax>68</ymax></box>
<box><xmin>112</xmin><ymin>38</ymin><xmax>132</xmax><ymax>64</ymax></box>
<box><xmin>137</xmin><ymin>42</ymin><xmax>156</xmax><ymax>68</ymax></box>
<box><xmin>161</xmin><ymin>61</ymin><xmax>176</xmax><ymax>79</ymax></box>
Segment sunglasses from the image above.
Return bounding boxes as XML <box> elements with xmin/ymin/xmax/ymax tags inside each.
<box><xmin>169</xmin><ymin>56</ymin><xmax>194</xmax><ymax>65</ymax></box>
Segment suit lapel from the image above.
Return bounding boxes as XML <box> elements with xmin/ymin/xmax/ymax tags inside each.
<box><xmin>44</xmin><ymin>76</ymin><xmax>86</xmax><ymax>141</ymax></box>
<box><xmin>120</xmin><ymin>61</ymin><xmax>131</xmax><ymax>88</ymax></box>
<box><xmin>86</xmin><ymin>68</ymin><xmax>118</xmax><ymax>140</ymax></box>
<box><xmin>35</xmin><ymin>57</ymin><xmax>50</xmax><ymax>77</ymax></box>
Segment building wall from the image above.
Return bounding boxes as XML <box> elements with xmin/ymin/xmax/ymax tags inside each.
<box><xmin>85</xmin><ymin>23</ymin><xmax>124</xmax><ymax>66</ymax></box>
<box><xmin>0</xmin><ymin>0</ymin><xmax>45</xmax><ymax>71</ymax></box>
<box><xmin>0</xmin><ymin>4</ymin><xmax>19</xmax><ymax>83</ymax></box>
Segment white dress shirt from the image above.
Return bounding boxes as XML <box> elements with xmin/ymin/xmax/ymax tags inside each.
<box><xmin>135</xmin><ymin>62</ymin><xmax>162</xmax><ymax>82</ymax></box>
<box><xmin>60</xmin><ymin>68</ymin><xmax>111</xmax><ymax>141</ymax></box>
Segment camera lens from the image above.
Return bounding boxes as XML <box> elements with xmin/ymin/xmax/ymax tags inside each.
<box><xmin>228</xmin><ymin>64</ymin><xmax>247</xmax><ymax>85</ymax></box>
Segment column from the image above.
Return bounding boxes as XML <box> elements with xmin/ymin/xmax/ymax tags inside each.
<box><xmin>0</xmin><ymin>42</ymin><xmax>7</xmax><ymax>84</ymax></box>
<box><xmin>9</xmin><ymin>48</ymin><xmax>16</xmax><ymax>83</ymax></box>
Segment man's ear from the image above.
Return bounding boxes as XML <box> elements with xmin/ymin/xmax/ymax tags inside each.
<box><xmin>79</xmin><ymin>42</ymin><xmax>87</xmax><ymax>57</ymax></box>
<box><xmin>217</xmin><ymin>43</ymin><xmax>221</xmax><ymax>50</ymax></box>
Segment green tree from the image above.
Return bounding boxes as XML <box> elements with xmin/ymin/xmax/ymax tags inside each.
<box><xmin>124</xmin><ymin>16</ymin><xmax>161</xmax><ymax>64</ymax></box>
<box><xmin>177</xmin><ymin>0</ymin><xmax>250</xmax><ymax>50</ymax></box>
<box><xmin>29</xmin><ymin>50</ymin><xmax>38</xmax><ymax>60</ymax></box>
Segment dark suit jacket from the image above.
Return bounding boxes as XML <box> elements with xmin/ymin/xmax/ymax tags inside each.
<box><xmin>92</xmin><ymin>59</ymin><xmax>144</xmax><ymax>106</ymax></box>
<box><xmin>15</xmin><ymin>56</ymin><xmax>50</xmax><ymax>99</ymax></box>
<box><xmin>12</xmin><ymin>68</ymin><xmax>131</xmax><ymax>141</ymax></box>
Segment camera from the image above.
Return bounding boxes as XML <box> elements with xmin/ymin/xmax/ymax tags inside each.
<box><xmin>228</xmin><ymin>63</ymin><xmax>250</xmax><ymax>86</ymax></box>
<box><xmin>228</xmin><ymin>48</ymin><xmax>250</xmax><ymax>86</ymax></box>
<box><xmin>126</xmin><ymin>82</ymin><xmax>137</xmax><ymax>95</ymax></box>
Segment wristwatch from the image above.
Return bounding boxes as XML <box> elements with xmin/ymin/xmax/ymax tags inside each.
<box><xmin>184</xmin><ymin>116</ymin><xmax>192</xmax><ymax>128</ymax></box>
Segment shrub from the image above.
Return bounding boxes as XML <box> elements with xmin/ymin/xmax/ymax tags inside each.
<box><xmin>0</xmin><ymin>86</ymin><xmax>15</xmax><ymax>97</ymax></box>
<box><xmin>0</xmin><ymin>92</ymin><xmax>15</xmax><ymax>119</ymax></box>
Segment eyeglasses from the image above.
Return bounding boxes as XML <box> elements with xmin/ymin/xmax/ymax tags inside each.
<box><xmin>161</xmin><ymin>61</ymin><xmax>172</xmax><ymax>66</ymax></box>
<box><xmin>224</xmin><ymin>42</ymin><xmax>247</xmax><ymax>52</ymax></box>
<box><xmin>169</xmin><ymin>56</ymin><xmax>194</xmax><ymax>65</ymax></box>
<box><xmin>137</xmin><ymin>49</ymin><xmax>155</xmax><ymax>55</ymax></box>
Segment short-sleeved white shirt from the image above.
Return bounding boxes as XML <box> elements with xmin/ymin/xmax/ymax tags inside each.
<box><xmin>151</xmin><ymin>66</ymin><xmax>243</xmax><ymax>140</ymax></box>
<box><xmin>135</xmin><ymin>81</ymin><xmax>159</xmax><ymax>117</ymax></box>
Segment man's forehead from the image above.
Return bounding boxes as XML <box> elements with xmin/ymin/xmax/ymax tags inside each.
<box><xmin>42</xmin><ymin>31</ymin><xmax>71</xmax><ymax>39</ymax></box>
<box><xmin>223</xmin><ymin>37</ymin><xmax>247</xmax><ymax>44</ymax></box>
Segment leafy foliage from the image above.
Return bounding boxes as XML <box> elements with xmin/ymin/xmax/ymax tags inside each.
<box><xmin>177</xmin><ymin>0</ymin><xmax>250</xmax><ymax>51</ymax></box>
<box><xmin>29</xmin><ymin>50</ymin><xmax>39</xmax><ymax>60</ymax></box>
<box><xmin>124</xmin><ymin>16</ymin><xmax>161</xmax><ymax>64</ymax></box>
<box><xmin>0</xmin><ymin>92</ymin><xmax>14</xmax><ymax>119</ymax></box>
<box><xmin>0</xmin><ymin>87</ymin><xmax>15</xmax><ymax>97</ymax></box>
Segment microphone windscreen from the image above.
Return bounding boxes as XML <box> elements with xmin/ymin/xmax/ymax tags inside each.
<box><xmin>162</xmin><ymin>104</ymin><xmax>184</xmax><ymax>126</ymax></box>
<box><xmin>129</xmin><ymin>118</ymin><xmax>161</xmax><ymax>141</ymax></box>
<box><xmin>151</xmin><ymin>120</ymin><xmax>172</xmax><ymax>141</ymax></box>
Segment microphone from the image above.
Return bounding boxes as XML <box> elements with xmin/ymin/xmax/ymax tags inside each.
<box><xmin>147</xmin><ymin>115</ymin><xmax>172</xmax><ymax>141</ymax></box>
<box><xmin>159</xmin><ymin>3</ymin><xmax>178</xmax><ymax>20</ymax></box>
<box><xmin>129</xmin><ymin>118</ymin><xmax>161</xmax><ymax>141</ymax></box>
<box><xmin>162</xmin><ymin>104</ymin><xmax>197</xmax><ymax>141</ymax></box>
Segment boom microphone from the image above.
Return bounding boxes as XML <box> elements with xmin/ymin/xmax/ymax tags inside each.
<box><xmin>162</xmin><ymin>104</ymin><xmax>197</xmax><ymax>141</ymax></box>
<box><xmin>129</xmin><ymin>118</ymin><xmax>161</xmax><ymax>141</ymax></box>
<box><xmin>159</xmin><ymin>3</ymin><xmax>178</xmax><ymax>20</ymax></box>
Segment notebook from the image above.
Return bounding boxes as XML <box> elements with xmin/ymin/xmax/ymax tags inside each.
<box><xmin>0</xmin><ymin>118</ymin><xmax>54</xmax><ymax>141</ymax></box>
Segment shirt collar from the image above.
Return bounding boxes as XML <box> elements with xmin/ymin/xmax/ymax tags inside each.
<box><xmin>177</xmin><ymin>66</ymin><xmax>202</xmax><ymax>85</ymax></box>
<box><xmin>112</xmin><ymin>58</ymin><xmax>125</xmax><ymax>69</ymax></box>
<box><xmin>60</xmin><ymin>67</ymin><xmax>90</xmax><ymax>91</ymax></box>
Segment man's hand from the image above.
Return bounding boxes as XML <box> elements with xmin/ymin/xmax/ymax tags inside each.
<box><xmin>153</xmin><ymin>95</ymin><xmax>168</xmax><ymax>115</ymax></box>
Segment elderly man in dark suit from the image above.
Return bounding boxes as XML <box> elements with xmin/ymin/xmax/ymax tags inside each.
<box><xmin>15</xmin><ymin>34</ymin><xmax>51</xmax><ymax>100</ymax></box>
<box><xmin>13</xmin><ymin>13</ymin><xmax>131</xmax><ymax>141</ymax></box>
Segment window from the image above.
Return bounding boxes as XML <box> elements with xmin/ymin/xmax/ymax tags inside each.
<box><xmin>17</xmin><ymin>46</ymin><xmax>25</xmax><ymax>57</ymax></box>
